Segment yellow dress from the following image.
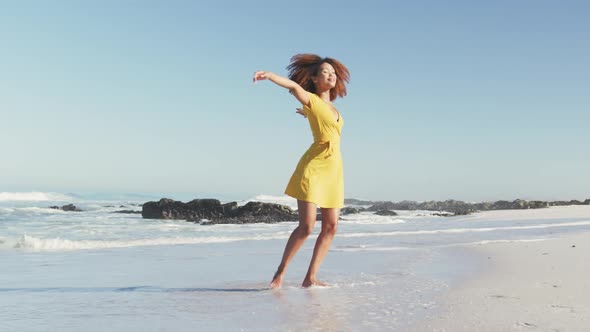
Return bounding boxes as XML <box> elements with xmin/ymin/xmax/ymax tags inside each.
<box><xmin>285</xmin><ymin>93</ymin><xmax>344</xmax><ymax>208</ymax></box>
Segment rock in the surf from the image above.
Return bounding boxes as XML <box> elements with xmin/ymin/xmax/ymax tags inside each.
<box><xmin>142</xmin><ymin>198</ymin><xmax>297</xmax><ymax>224</ymax></box>
<box><xmin>341</xmin><ymin>207</ymin><xmax>360</xmax><ymax>215</ymax></box>
<box><xmin>49</xmin><ymin>204</ymin><xmax>82</xmax><ymax>212</ymax></box>
<box><xmin>142</xmin><ymin>198</ymin><xmax>226</xmax><ymax>220</ymax></box>
<box><xmin>374</xmin><ymin>209</ymin><xmax>398</xmax><ymax>216</ymax></box>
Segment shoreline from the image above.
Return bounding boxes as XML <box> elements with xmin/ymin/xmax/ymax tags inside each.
<box><xmin>414</xmin><ymin>230</ymin><xmax>590</xmax><ymax>332</ymax></box>
<box><xmin>3</xmin><ymin>196</ymin><xmax>589</xmax><ymax>331</ymax></box>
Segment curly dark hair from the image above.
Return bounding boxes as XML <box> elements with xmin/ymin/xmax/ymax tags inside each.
<box><xmin>287</xmin><ymin>54</ymin><xmax>350</xmax><ymax>101</ymax></box>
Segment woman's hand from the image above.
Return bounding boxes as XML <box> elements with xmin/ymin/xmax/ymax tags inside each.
<box><xmin>296</xmin><ymin>108</ymin><xmax>307</xmax><ymax>118</ymax></box>
<box><xmin>252</xmin><ymin>70</ymin><xmax>310</xmax><ymax>107</ymax></box>
<box><xmin>253</xmin><ymin>71</ymin><xmax>273</xmax><ymax>84</ymax></box>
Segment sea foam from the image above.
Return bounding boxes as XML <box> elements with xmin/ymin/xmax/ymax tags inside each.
<box><xmin>0</xmin><ymin>192</ymin><xmax>72</xmax><ymax>202</ymax></box>
<box><xmin>6</xmin><ymin>233</ymin><xmax>292</xmax><ymax>251</ymax></box>
<box><xmin>339</xmin><ymin>220</ymin><xmax>590</xmax><ymax>238</ymax></box>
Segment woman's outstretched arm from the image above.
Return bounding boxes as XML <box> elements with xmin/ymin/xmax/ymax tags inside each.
<box><xmin>253</xmin><ymin>71</ymin><xmax>310</xmax><ymax>106</ymax></box>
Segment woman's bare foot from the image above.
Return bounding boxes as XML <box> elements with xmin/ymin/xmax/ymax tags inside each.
<box><xmin>302</xmin><ymin>277</ymin><xmax>329</xmax><ymax>288</ymax></box>
<box><xmin>270</xmin><ymin>270</ymin><xmax>284</xmax><ymax>289</ymax></box>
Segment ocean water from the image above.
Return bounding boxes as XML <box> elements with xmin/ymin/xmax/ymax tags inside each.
<box><xmin>1</xmin><ymin>192</ymin><xmax>589</xmax><ymax>331</ymax></box>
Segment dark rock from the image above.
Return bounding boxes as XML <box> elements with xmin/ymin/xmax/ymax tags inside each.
<box><xmin>344</xmin><ymin>198</ymin><xmax>375</xmax><ymax>205</ymax></box>
<box><xmin>374</xmin><ymin>209</ymin><xmax>398</xmax><ymax>216</ymax></box>
<box><xmin>222</xmin><ymin>202</ymin><xmax>239</xmax><ymax>215</ymax></box>
<box><xmin>49</xmin><ymin>204</ymin><xmax>82</xmax><ymax>212</ymax></box>
<box><xmin>432</xmin><ymin>212</ymin><xmax>455</xmax><ymax>217</ymax></box>
<box><xmin>341</xmin><ymin>207</ymin><xmax>360</xmax><ymax>215</ymax></box>
<box><xmin>367</xmin><ymin>200</ymin><xmax>475</xmax><ymax>215</ymax></box>
<box><xmin>142</xmin><ymin>198</ymin><xmax>297</xmax><ymax>224</ymax></box>
<box><xmin>491</xmin><ymin>200</ymin><xmax>519</xmax><ymax>210</ymax></box>
<box><xmin>529</xmin><ymin>201</ymin><xmax>549</xmax><ymax>209</ymax></box>
<box><xmin>62</xmin><ymin>204</ymin><xmax>81</xmax><ymax>212</ymax></box>
<box><xmin>488</xmin><ymin>199</ymin><xmax>548</xmax><ymax>210</ymax></box>
<box><xmin>398</xmin><ymin>200</ymin><xmax>422</xmax><ymax>210</ymax></box>
<box><xmin>225</xmin><ymin>201</ymin><xmax>297</xmax><ymax>223</ymax></box>
<box><xmin>346</xmin><ymin>197</ymin><xmax>587</xmax><ymax>214</ymax></box>
<box><xmin>548</xmin><ymin>201</ymin><xmax>569</xmax><ymax>206</ymax></box>
<box><xmin>145</xmin><ymin>197</ymin><xmax>590</xmax><ymax>224</ymax></box>
<box><xmin>363</xmin><ymin>198</ymin><xmax>556</xmax><ymax>215</ymax></box>
<box><xmin>367</xmin><ymin>201</ymin><xmax>402</xmax><ymax>212</ymax></box>
<box><xmin>423</xmin><ymin>200</ymin><xmax>476</xmax><ymax>215</ymax></box>
<box><xmin>142</xmin><ymin>198</ymin><xmax>226</xmax><ymax>220</ymax></box>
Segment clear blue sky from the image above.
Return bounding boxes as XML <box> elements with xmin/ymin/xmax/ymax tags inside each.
<box><xmin>1</xmin><ymin>1</ymin><xmax>589</xmax><ymax>202</ymax></box>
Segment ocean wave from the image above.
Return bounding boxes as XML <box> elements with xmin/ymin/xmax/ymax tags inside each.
<box><xmin>0</xmin><ymin>192</ymin><xmax>72</xmax><ymax>202</ymax></box>
<box><xmin>5</xmin><ymin>233</ymin><xmax>292</xmax><ymax>251</ymax></box>
<box><xmin>0</xmin><ymin>206</ymin><xmax>71</xmax><ymax>215</ymax></box>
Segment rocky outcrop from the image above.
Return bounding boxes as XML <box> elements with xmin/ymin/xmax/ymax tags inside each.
<box><xmin>477</xmin><ymin>199</ymin><xmax>549</xmax><ymax>210</ymax></box>
<box><xmin>367</xmin><ymin>200</ymin><xmax>475</xmax><ymax>215</ymax></box>
<box><xmin>374</xmin><ymin>209</ymin><xmax>398</xmax><ymax>216</ymax></box>
<box><xmin>207</xmin><ymin>201</ymin><xmax>297</xmax><ymax>225</ymax></box>
<box><xmin>141</xmin><ymin>196</ymin><xmax>590</xmax><ymax>223</ymax></box>
<box><xmin>419</xmin><ymin>200</ymin><xmax>476</xmax><ymax>215</ymax></box>
<box><xmin>549</xmin><ymin>199</ymin><xmax>589</xmax><ymax>206</ymax></box>
<box><xmin>142</xmin><ymin>198</ymin><xmax>227</xmax><ymax>220</ymax></box>
<box><xmin>432</xmin><ymin>212</ymin><xmax>455</xmax><ymax>217</ymax></box>
<box><xmin>142</xmin><ymin>198</ymin><xmax>297</xmax><ymax>224</ymax></box>
<box><xmin>343</xmin><ymin>198</ymin><xmax>374</xmax><ymax>205</ymax></box>
<box><xmin>347</xmin><ymin>198</ymin><xmax>590</xmax><ymax>216</ymax></box>
<box><xmin>49</xmin><ymin>204</ymin><xmax>82</xmax><ymax>212</ymax></box>
<box><xmin>341</xmin><ymin>207</ymin><xmax>361</xmax><ymax>215</ymax></box>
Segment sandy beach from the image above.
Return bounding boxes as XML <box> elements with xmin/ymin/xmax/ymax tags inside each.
<box><xmin>416</xmin><ymin>229</ymin><xmax>590</xmax><ymax>331</ymax></box>
<box><xmin>2</xmin><ymin>195</ymin><xmax>589</xmax><ymax>331</ymax></box>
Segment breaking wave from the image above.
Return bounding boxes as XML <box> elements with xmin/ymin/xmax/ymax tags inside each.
<box><xmin>5</xmin><ymin>233</ymin><xmax>292</xmax><ymax>251</ymax></box>
<box><xmin>0</xmin><ymin>192</ymin><xmax>72</xmax><ymax>202</ymax></box>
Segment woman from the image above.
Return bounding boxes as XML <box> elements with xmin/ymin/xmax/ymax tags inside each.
<box><xmin>253</xmin><ymin>54</ymin><xmax>350</xmax><ymax>288</ymax></box>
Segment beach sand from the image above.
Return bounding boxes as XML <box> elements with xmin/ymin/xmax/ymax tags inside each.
<box><xmin>3</xmin><ymin>198</ymin><xmax>589</xmax><ymax>331</ymax></box>
<box><xmin>415</xmin><ymin>231</ymin><xmax>590</xmax><ymax>332</ymax></box>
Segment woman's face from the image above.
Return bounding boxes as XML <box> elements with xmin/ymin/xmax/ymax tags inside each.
<box><xmin>313</xmin><ymin>62</ymin><xmax>337</xmax><ymax>91</ymax></box>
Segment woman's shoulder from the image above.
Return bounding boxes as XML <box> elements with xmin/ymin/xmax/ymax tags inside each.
<box><xmin>306</xmin><ymin>92</ymin><xmax>321</xmax><ymax>107</ymax></box>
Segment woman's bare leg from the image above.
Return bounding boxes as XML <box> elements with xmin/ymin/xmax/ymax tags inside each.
<box><xmin>302</xmin><ymin>207</ymin><xmax>339</xmax><ymax>287</ymax></box>
<box><xmin>270</xmin><ymin>200</ymin><xmax>317</xmax><ymax>289</ymax></box>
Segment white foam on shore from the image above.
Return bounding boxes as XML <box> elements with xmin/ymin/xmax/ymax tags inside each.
<box><xmin>437</xmin><ymin>238</ymin><xmax>549</xmax><ymax>248</ymax></box>
<box><xmin>332</xmin><ymin>245</ymin><xmax>413</xmax><ymax>252</ymax></box>
<box><xmin>0</xmin><ymin>206</ymin><xmax>71</xmax><ymax>215</ymax></box>
<box><xmin>340</xmin><ymin>220</ymin><xmax>590</xmax><ymax>238</ymax></box>
<box><xmin>0</xmin><ymin>192</ymin><xmax>72</xmax><ymax>202</ymax></box>
<box><xmin>4</xmin><ymin>233</ymin><xmax>292</xmax><ymax>251</ymax></box>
